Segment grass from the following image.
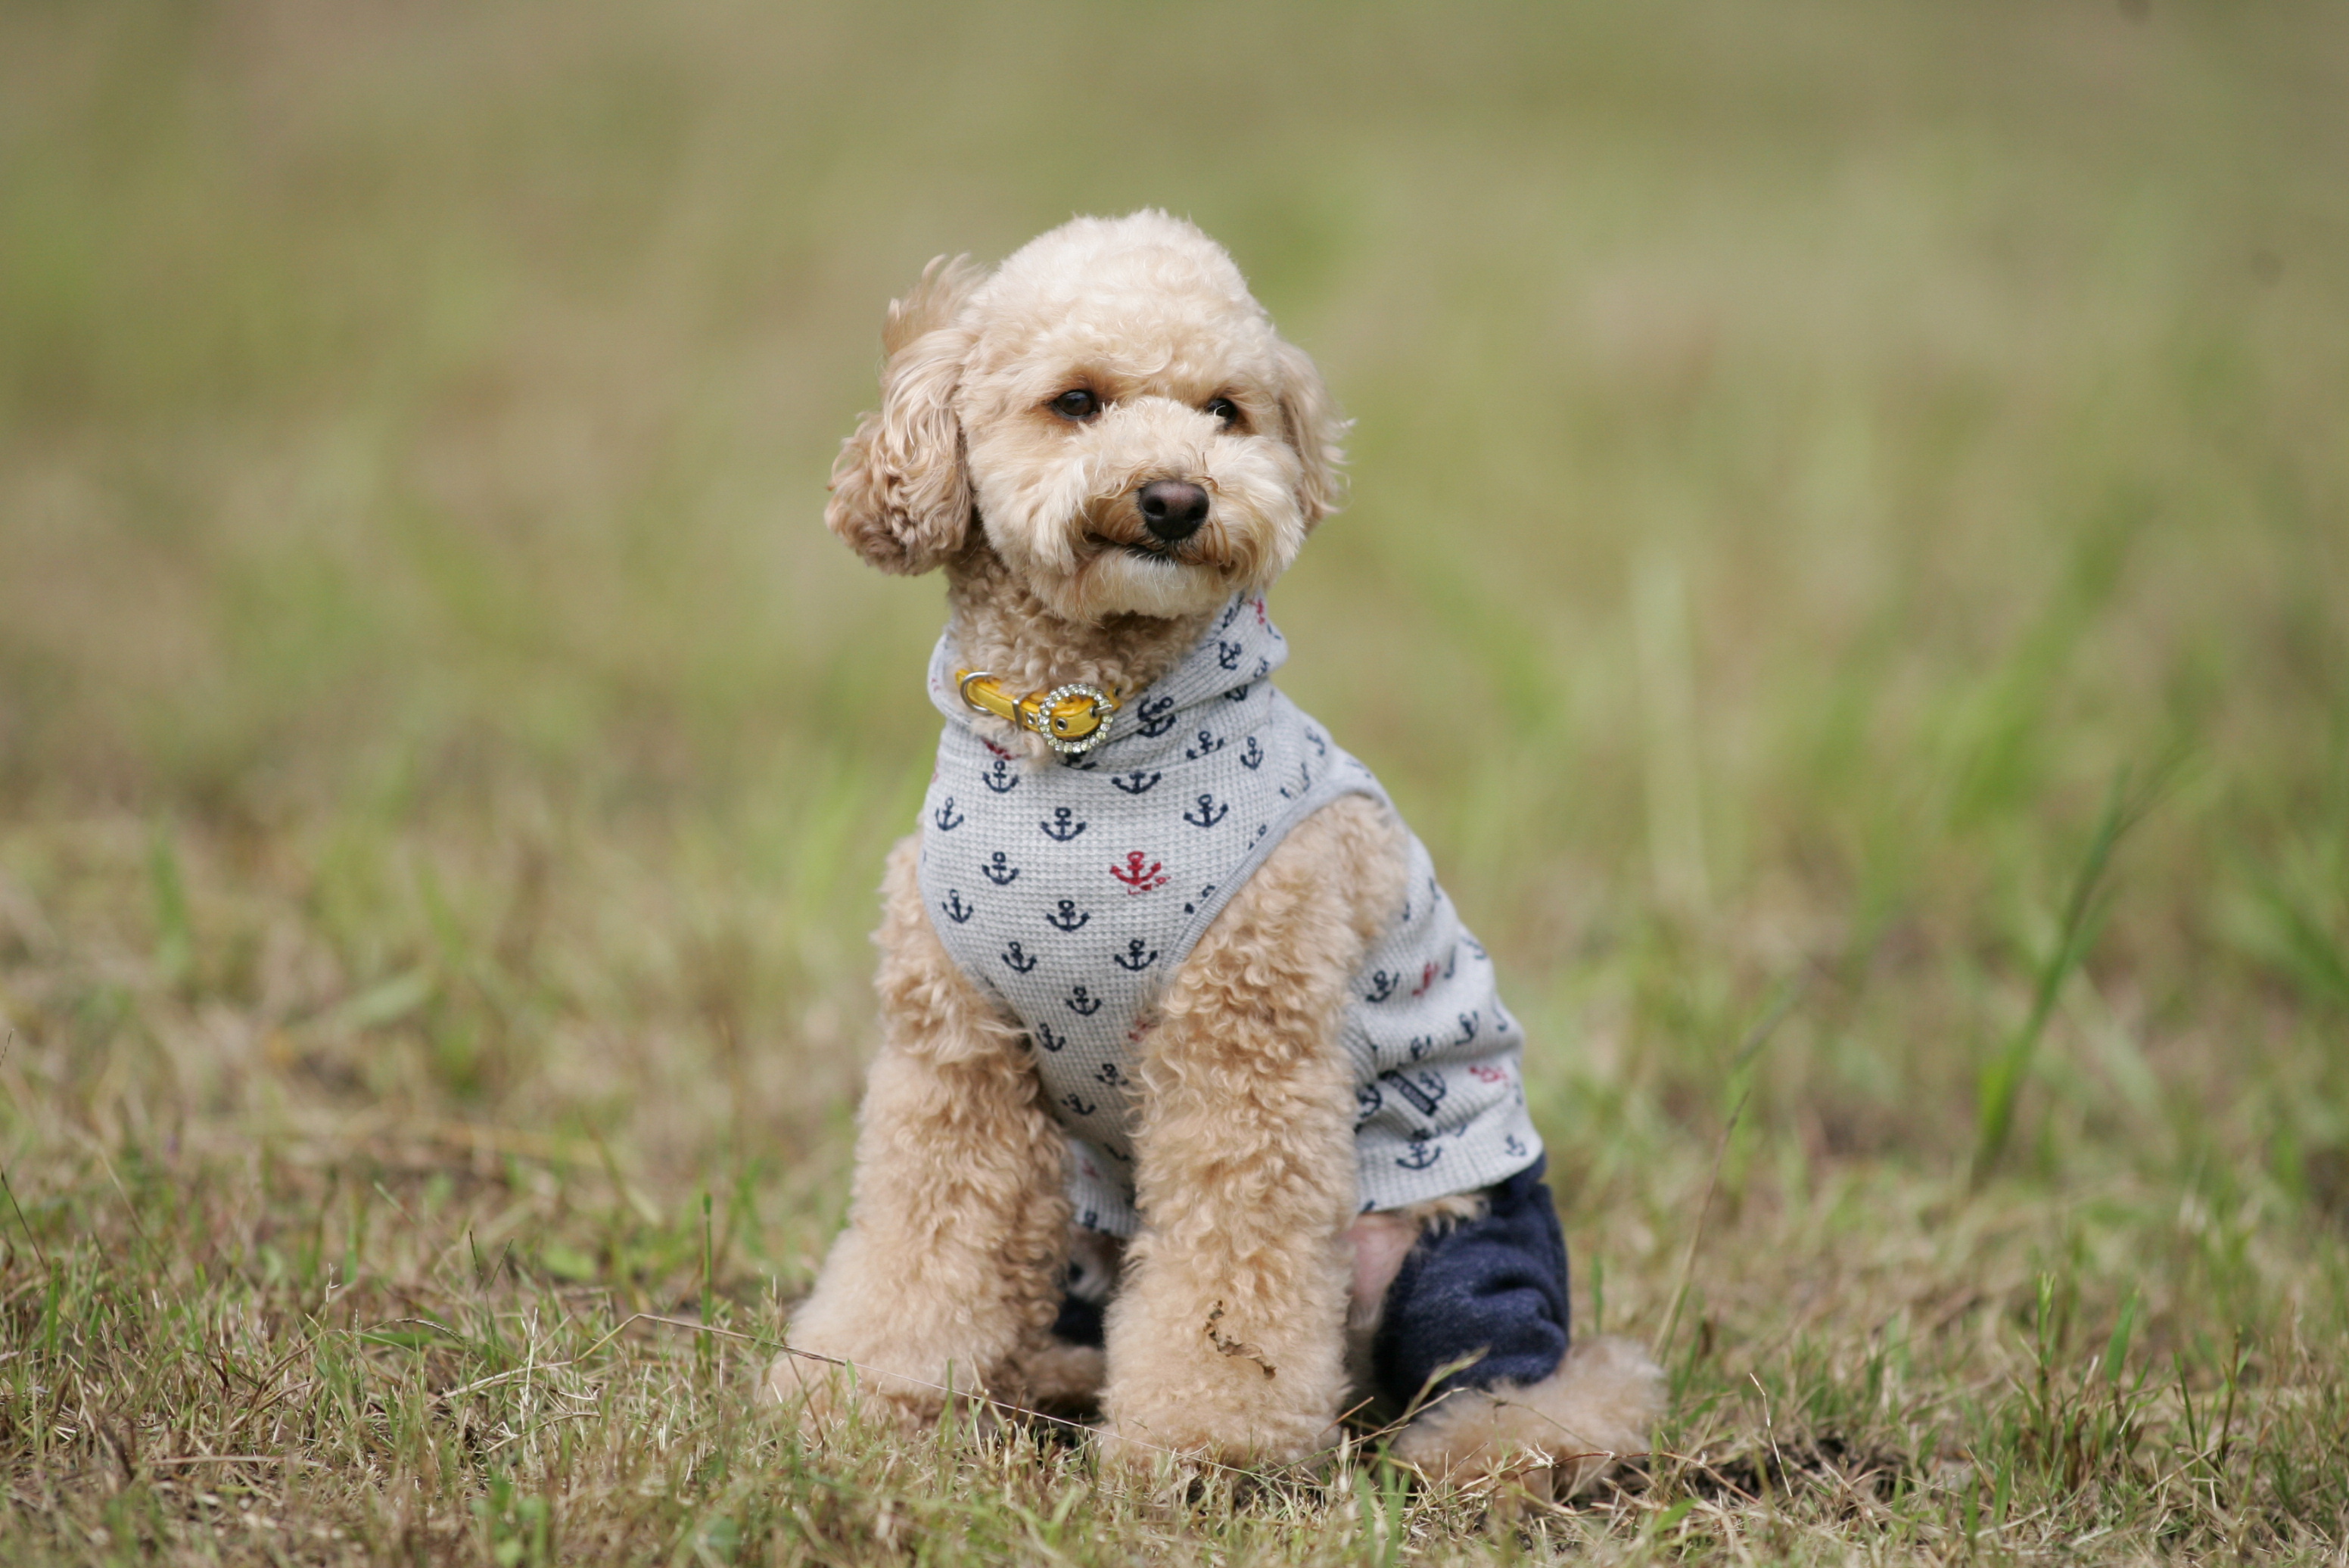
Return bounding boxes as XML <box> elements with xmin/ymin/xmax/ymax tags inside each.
<box><xmin>2</xmin><ymin>0</ymin><xmax>2347</xmax><ymax>1560</ymax></box>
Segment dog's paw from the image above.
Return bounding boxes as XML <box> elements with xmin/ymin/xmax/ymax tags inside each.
<box><xmin>1389</xmin><ymin>1333</ymin><xmax>1665</xmax><ymax>1498</ymax></box>
<box><xmin>760</xmin><ymin>1346</ymin><xmax>988</xmax><ymax>1436</ymax></box>
<box><xmin>1097</xmin><ymin>1394</ymin><xmax>1339</xmax><ymax>1477</ymax></box>
<box><xmin>763</xmin><ymin>1352</ymin><xmax>904</xmax><ymax>1434</ymax></box>
<box><xmin>1093</xmin><ymin>1422</ymin><xmax>1274</xmax><ymax>1502</ymax></box>
<box><xmin>1092</xmin><ymin>1422</ymin><xmax>1197</xmax><ymax>1482</ymax></box>
<box><xmin>1004</xmin><ymin>1337</ymin><xmax>1107</xmax><ymax>1416</ymax></box>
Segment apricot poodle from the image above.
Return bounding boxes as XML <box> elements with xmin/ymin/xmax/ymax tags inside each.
<box><xmin>768</xmin><ymin>211</ymin><xmax>1663</xmax><ymax>1496</ymax></box>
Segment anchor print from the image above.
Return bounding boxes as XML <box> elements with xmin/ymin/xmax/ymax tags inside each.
<box><xmin>1110</xmin><ymin>851</ymin><xmax>1169</xmax><ymax>894</ymax></box>
<box><xmin>932</xmin><ymin>796</ymin><xmax>965</xmax><ymax>832</ymax></box>
<box><xmin>1002</xmin><ymin>941</ymin><xmax>1039</xmax><ymax>974</ymax></box>
<box><xmin>1095</xmin><ymin>1061</ymin><xmax>1125</xmax><ymax>1086</ymax></box>
<box><xmin>1041</xmin><ymin>806</ymin><xmax>1088</xmax><ymax>842</ymax></box>
<box><xmin>1304</xmin><ymin>727</ymin><xmax>1328</xmax><ymax>758</ymax></box>
<box><xmin>1044</xmin><ymin>899</ymin><xmax>1091</xmax><ymax>932</ymax></box>
<box><xmin>1181</xmin><ymin>882</ymin><xmax>1217</xmax><ymax>916</ymax></box>
<box><xmin>1240</xmin><ymin>736</ymin><xmax>1264</xmax><ymax>770</ymax></box>
<box><xmin>1364</xmin><ymin>970</ymin><xmax>1399</xmax><ymax>1004</ymax></box>
<box><xmin>1067</xmin><ymin>985</ymin><xmax>1103</xmax><ymax>1016</ymax></box>
<box><xmin>979</xmin><ymin>736</ymin><xmax>1014</xmax><ymax>760</ymax></box>
<box><xmin>1181</xmin><ymin>793</ymin><xmax>1229</xmax><ymax>829</ymax></box>
<box><xmin>1184</xmin><ymin>729</ymin><xmax>1226</xmax><ymax>760</ymax></box>
<box><xmin>1377</xmin><ymin>1068</ymin><xmax>1449</xmax><ymax>1118</ymax></box>
<box><xmin>1443</xmin><ymin>947</ymin><xmax>1460</xmax><ymax>981</ymax></box>
<box><xmin>1220</xmin><ymin>597</ymin><xmax>1246</xmax><ymax>630</ymax></box>
<box><xmin>1218</xmin><ymin>639</ymin><xmax>1244</xmax><ymax>670</ymax></box>
<box><xmin>1410</xmin><ymin>962</ymin><xmax>1440</xmax><ymax>999</ymax></box>
<box><xmin>1456</xmin><ymin>1010</ymin><xmax>1479</xmax><ymax>1044</ymax></box>
<box><xmin>1112</xmin><ymin>938</ymin><xmax>1159</xmax><ymax>972</ymax></box>
<box><xmin>1277</xmin><ymin>756</ymin><xmax>1313</xmax><ymax>800</ymax></box>
<box><xmin>1034</xmin><ymin>1020</ymin><xmax>1066</xmax><ymax>1051</ymax></box>
<box><xmin>1253</xmin><ymin>655</ymin><xmax>1271</xmax><ymax>680</ymax></box>
<box><xmin>939</xmin><ymin>889</ymin><xmax>976</xmax><ymax>925</ymax></box>
<box><xmin>1393</xmin><ymin>1130</ymin><xmax>1444</xmax><ymax>1172</ymax></box>
<box><xmin>1354</xmin><ymin>1081</ymin><xmax>1383</xmax><ymax>1124</ymax></box>
<box><xmin>1063</xmin><ymin>1092</ymin><xmax>1097</xmax><ymax>1117</ymax></box>
<box><xmin>1407</xmin><ymin>1034</ymin><xmax>1438</xmax><ymax>1062</ymax></box>
<box><xmin>1111</xmin><ymin>769</ymin><xmax>1162</xmax><ymax>795</ymax></box>
<box><xmin>1504</xmin><ymin>1134</ymin><xmax>1528</xmax><ymax>1159</ymax></box>
<box><xmin>1462</xmin><ymin>935</ymin><xmax>1488</xmax><ymax>961</ymax></box>
<box><xmin>1469</xmin><ymin>1064</ymin><xmax>1510</xmax><ymax>1084</ymax></box>
<box><xmin>1135</xmin><ymin>694</ymin><xmax>1178</xmax><ymax>737</ymax></box>
<box><xmin>982</xmin><ymin>851</ymin><xmax>1021</xmax><ymax>886</ymax></box>
<box><xmin>1223</xmin><ymin>683</ymin><xmax>1252</xmax><ymax>703</ymax></box>
<box><xmin>981</xmin><ymin>758</ymin><xmax>1020</xmax><ymax>794</ymax></box>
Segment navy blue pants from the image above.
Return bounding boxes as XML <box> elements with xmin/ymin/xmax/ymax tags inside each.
<box><xmin>1367</xmin><ymin>1156</ymin><xmax>1571</xmax><ymax>1411</ymax></box>
<box><xmin>1053</xmin><ymin>1158</ymin><xmax>1570</xmax><ymax>1414</ymax></box>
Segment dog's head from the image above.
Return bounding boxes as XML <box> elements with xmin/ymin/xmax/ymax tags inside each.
<box><xmin>825</xmin><ymin>211</ymin><xmax>1346</xmax><ymax>623</ymax></box>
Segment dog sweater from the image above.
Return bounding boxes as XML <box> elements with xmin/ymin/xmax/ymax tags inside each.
<box><xmin>916</xmin><ymin>593</ymin><xmax>1543</xmax><ymax>1237</ymax></box>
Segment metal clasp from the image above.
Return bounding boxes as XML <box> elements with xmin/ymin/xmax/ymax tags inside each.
<box><xmin>956</xmin><ymin>670</ymin><xmax>998</xmax><ymax>715</ymax></box>
<box><xmin>956</xmin><ymin>671</ymin><xmax>1118</xmax><ymax>754</ymax></box>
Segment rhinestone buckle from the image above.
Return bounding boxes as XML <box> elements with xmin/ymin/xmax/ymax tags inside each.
<box><xmin>1031</xmin><ymin>683</ymin><xmax>1116</xmax><ymax>754</ymax></box>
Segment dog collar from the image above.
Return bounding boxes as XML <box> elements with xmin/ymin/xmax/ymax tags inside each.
<box><xmin>954</xmin><ymin>670</ymin><xmax>1123</xmax><ymax>755</ymax></box>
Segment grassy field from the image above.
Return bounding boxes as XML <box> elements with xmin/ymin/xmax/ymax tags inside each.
<box><xmin>3</xmin><ymin>1</ymin><xmax>2347</xmax><ymax>1560</ymax></box>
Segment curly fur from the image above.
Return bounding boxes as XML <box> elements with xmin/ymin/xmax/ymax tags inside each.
<box><xmin>826</xmin><ymin>210</ymin><xmax>1349</xmax><ymax>726</ymax></box>
<box><xmin>1389</xmin><ymin>1334</ymin><xmax>1669</xmax><ymax>1499</ymax></box>
<box><xmin>1097</xmin><ymin>793</ymin><xmax>1406</xmax><ymax>1461</ymax></box>
<box><xmin>771</xmin><ymin>838</ymin><xmax>1069</xmax><ymax>1420</ymax></box>
<box><xmin>772</xmin><ymin>212</ymin><xmax>1662</xmax><ymax>1485</ymax></box>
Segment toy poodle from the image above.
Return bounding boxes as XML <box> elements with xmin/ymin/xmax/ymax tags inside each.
<box><xmin>767</xmin><ymin>210</ymin><xmax>1663</xmax><ymax>1495</ymax></box>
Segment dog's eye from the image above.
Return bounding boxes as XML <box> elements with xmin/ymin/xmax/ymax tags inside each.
<box><xmin>1205</xmin><ymin>397</ymin><xmax>1241</xmax><ymax>428</ymax></box>
<box><xmin>1050</xmin><ymin>389</ymin><xmax>1100</xmax><ymax>421</ymax></box>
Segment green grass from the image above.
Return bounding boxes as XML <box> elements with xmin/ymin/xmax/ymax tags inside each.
<box><xmin>3</xmin><ymin>0</ymin><xmax>2347</xmax><ymax>1560</ymax></box>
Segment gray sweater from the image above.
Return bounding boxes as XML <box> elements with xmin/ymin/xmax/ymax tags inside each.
<box><xmin>917</xmin><ymin>594</ymin><xmax>1542</xmax><ymax>1236</ymax></box>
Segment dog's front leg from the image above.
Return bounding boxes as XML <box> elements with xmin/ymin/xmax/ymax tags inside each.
<box><xmin>1102</xmin><ymin>797</ymin><xmax>1407</xmax><ymax>1469</ymax></box>
<box><xmin>768</xmin><ymin>836</ymin><xmax>1069</xmax><ymax>1427</ymax></box>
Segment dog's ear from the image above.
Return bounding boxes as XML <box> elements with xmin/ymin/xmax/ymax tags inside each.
<box><xmin>1273</xmin><ymin>337</ymin><xmax>1350</xmax><ymax>527</ymax></box>
<box><xmin>826</xmin><ymin>255</ymin><xmax>983</xmax><ymax>574</ymax></box>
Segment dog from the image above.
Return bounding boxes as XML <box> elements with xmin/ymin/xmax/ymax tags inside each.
<box><xmin>768</xmin><ymin>211</ymin><xmax>1663</xmax><ymax>1495</ymax></box>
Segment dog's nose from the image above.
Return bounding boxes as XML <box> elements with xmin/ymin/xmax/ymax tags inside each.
<box><xmin>1137</xmin><ymin>480</ymin><xmax>1210</xmax><ymax>543</ymax></box>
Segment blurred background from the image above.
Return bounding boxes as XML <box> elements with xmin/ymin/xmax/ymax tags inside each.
<box><xmin>2</xmin><ymin>0</ymin><xmax>2344</xmax><ymax>1283</ymax></box>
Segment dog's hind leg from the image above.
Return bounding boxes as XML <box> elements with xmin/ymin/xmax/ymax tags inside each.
<box><xmin>767</xmin><ymin>835</ymin><xmax>1069</xmax><ymax>1427</ymax></box>
<box><xmin>1100</xmin><ymin>796</ymin><xmax>1408</xmax><ymax>1469</ymax></box>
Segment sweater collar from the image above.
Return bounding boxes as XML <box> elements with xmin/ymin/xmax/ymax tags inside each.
<box><xmin>926</xmin><ymin>593</ymin><xmax>1291</xmax><ymax>766</ymax></box>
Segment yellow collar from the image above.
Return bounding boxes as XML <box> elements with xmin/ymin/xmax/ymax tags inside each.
<box><xmin>955</xmin><ymin>670</ymin><xmax>1123</xmax><ymax>756</ymax></box>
